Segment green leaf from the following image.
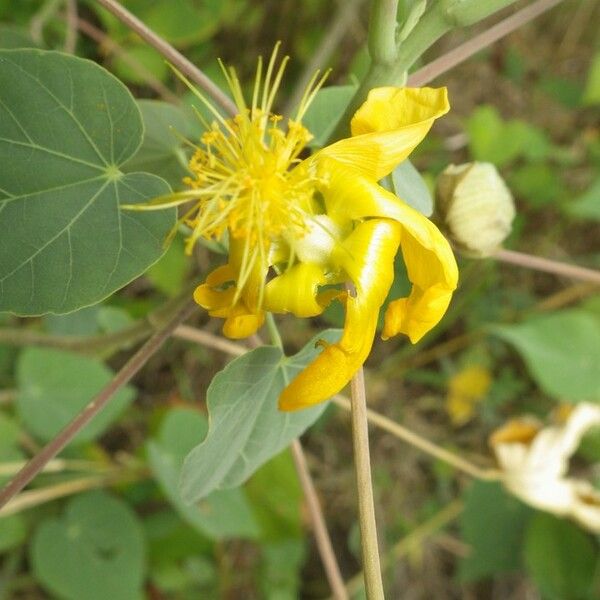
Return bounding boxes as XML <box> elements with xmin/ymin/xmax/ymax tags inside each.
<box><xmin>567</xmin><ymin>177</ymin><xmax>600</xmax><ymax>222</ymax></box>
<box><xmin>583</xmin><ymin>52</ymin><xmax>600</xmax><ymax>106</ymax></box>
<box><xmin>459</xmin><ymin>481</ymin><xmax>531</xmax><ymax>581</ymax></box>
<box><xmin>390</xmin><ymin>159</ymin><xmax>433</xmax><ymax>216</ymax></box>
<box><xmin>30</xmin><ymin>491</ymin><xmax>146</xmax><ymax>600</ymax></box>
<box><xmin>124</xmin><ymin>100</ymin><xmax>199</xmax><ymax>190</ymax></box>
<box><xmin>491</xmin><ymin>310</ymin><xmax>600</xmax><ymax>402</ymax></box>
<box><xmin>16</xmin><ymin>347</ymin><xmax>135</xmax><ymax>445</ymax></box>
<box><xmin>0</xmin><ymin>25</ymin><xmax>38</xmax><ymax>49</ymax></box>
<box><xmin>303</xmin><ymin>85</ymin><xmax>357</xmax><ymax>148</ymax></box>
<box><xmin>524</xmin><ymin>513</ymin><xmax>598</xmax><ymax>600</ymax></box>
<box><xmin>510</xmin><ymin>163</ymin><xmax>564</xmax><ymax>207</ymax></box>
<box><xmin>0</xmin><ymin>513</ymin><xmax>27</xmax><ymax>552</ymax></box>
<box><xmin>260</xmin><ymin>539</ymin><xmax>305</xmax><ymax>600</ymax></box>
<box><xmin>147</xmin><ymin>407</ymin><xmax>260</xmax><ymax>539</ymax></box>
<box><xmin>0</xmin><ymin>49</ymin><xmax>175</xmax><ymax>315</ymax></box>
<box><xmin>145</xmin><ymin>236</ymin><xmax>190</xmax><ymax>296</ymax></box>
<box><xmin>111</xmin><ymin>43</ymin><xmax>169</xmax><ymax>85</ymax></box>
<box><xmin>467</xmin><ymin>106</ymin><xmax>549</xmax><ymax>167</ymax></box>
<box><xmin>180</xmin><ymin>330</ymin><xmax>340</xmax><ymax>503</ymax></box>
<box><xmin>246</xmin><ymin>449</ymin><xmax>303</xmax><ymax>541</ymax></box>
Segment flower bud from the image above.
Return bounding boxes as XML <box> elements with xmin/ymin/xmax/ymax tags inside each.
<box><xmin>436</xmin><ymin>162</ymin><xmax>515</xmax><ymax>257</ymax></box>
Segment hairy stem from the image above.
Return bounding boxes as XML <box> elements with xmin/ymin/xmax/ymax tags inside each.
<box><xmin>0</xmin><ymin>299</ymin><xmax>196</xmax><ymax>509</ymax></box>
<box><xmin>349</xmin><ymin>367</ymin><xmax>384</xmax><ymax>599</ymax></box>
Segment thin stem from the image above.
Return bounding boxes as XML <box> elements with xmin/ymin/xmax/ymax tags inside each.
<box><xmin>173</xmin><ymin>324</ymin><xmax>247</xmax><ymax>356</ymax></box>
<box><xmin>290</xmin><ymin>440</ymin><xmax>348</xmax><ymax>600</ymax></box>
<box><xmin>408</xmin><ymin>0</ymin><xmax>564</xmax><ymax>85</ymax></box>
<box><xmin>0</xmin><ymin>300</ymin><xmax>196</xmax><ymax>509</ymax></box>
<box><xmin>349</xmin><ymin>367</ymin><xmax>384</xmax><ymax>599</ymax></box>
<box><xmin>342</xmin><ymin>500</ymin><xmax>463</xmax><ymax>598</ymax></box>
<box><xmin>0</xmin><ymin>459</ymin><xmax>111</xmax><ymax>478</ymax></box>
<box><xmin>63</xmin><ymin>0</ymin><xmax>78</xmax><ymax>53</ymax></box>
<box><xmin>494</xmin><ymin>248</ymin><xmax>600</xmax><ymax>284</ymax></box>
<box><xmin>265</xmin><ymin>313</ymin><xmax>284</xmax><ymax>349</ymax></box>
<box><xmin>334</xmin><ymin>395</ymin><xmax>499</xmax><ymax>481</ymax></box>
<box><xmin>0</xmin><ymin>468</ymin><xmax>148</xmax><ymax>517</ymax></box>
<box><xmin>76</xmin><ymin>17</ymin><xmax>179</xmax><ymax>103</ymax></box>
<box><xmin>30</xmin><ymin>0</ymin><xmax>62</xmax><ymax>45</ymax></box>
<box><xmin>0</xmin><ymin>285</ymin><xmax>197</xmax><ymax>355</ymax></box>
<box><xmin>94</xmin><ymin>0</ymin><xmax>237</xmax><ymax>117</ymax></box>
<box><xmin>283</xmin><ymin>0</ymin><xmax>365</xmax><ymax>117</ymax></box>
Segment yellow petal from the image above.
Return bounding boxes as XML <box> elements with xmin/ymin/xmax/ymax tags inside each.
<box><xmin>193</xmin><ymin>265</ymin><xmax>236</xmax><ymax>311</ymax></box>
<box><xmin>222</xmin><ymin>304</ymin><xmax>265</xmax><ymax>339</ymax></box>
<box><xmin>264</xmin><ymin>262</ymin><xmax>328</xmax><ymax>317</ymax></box>
<box><xmin>316</xmin><ymin>87</ymin><xmax>449</xmax><ymax>181</ymax></box>
<box><xmin>317</xmin><ymin>160</ymin><xmax>458</xmax><ymax>343</ymax></box>
<box><xmin>279</xmin><ymin>219</ymin><xmax>400</xmax><ymax>411</ymax></box>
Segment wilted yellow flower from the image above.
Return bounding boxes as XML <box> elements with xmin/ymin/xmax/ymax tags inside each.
<box><xmin>446</xmin><ymin>365</ymin><xmax>491</xmax><ymax>426</ymax></box>
<box><xmin>130</xmin><ymin>48</ymin><xmax>458</xmax><ymax>410</ymax></box>
<box><xmin>490</xmin><ymin>403</ymin><xmax>600</xmax><ymax>532</ymax></box>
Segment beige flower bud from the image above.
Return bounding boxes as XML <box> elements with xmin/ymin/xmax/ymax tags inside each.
<box><xmin>436</xmin><ymin>162</ymin><xmax>515</xmax><ymax>257</ymax></box>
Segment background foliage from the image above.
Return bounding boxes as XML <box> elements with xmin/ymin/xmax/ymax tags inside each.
<box><xmin>0</xmin><ymin>0</ymin><xmax>599</xmax><ymax>598</ymax></box>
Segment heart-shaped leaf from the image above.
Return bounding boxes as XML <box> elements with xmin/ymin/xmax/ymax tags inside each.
<box><xmin>30</xmin><ymin>491</ymin><xmax>146</xmax><ymax>600</ymax></box>
<box><xmin>0</xmin><ymin>49</ymin><xmax>175</xmax><ymax>315</ymax></box>
<box><xmin>180</xmin><ymin>330</ymin><xmax>340</xmax><ymax>502</ymax></box>
<box><xmin>16</xmin><ymin>347</ymin><xmax>135</xmax><ymax>445</ymax></box>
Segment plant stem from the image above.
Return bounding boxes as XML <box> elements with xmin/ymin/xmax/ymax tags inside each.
<box><xmin>63</xmin><ymin>0</ymin><xmax>78</xmax><ymax>53</ymax></box>
<box><xmin>265</xmin><ymin>313</ymin><xmax>284</xmax><ymax>349</ymax></box>
<box><xmin>94</xmin><ymin>0</ymin><xmax>237</xmax><ymax>116</ymax></box>
<box><xmin>0</xmin><ymin>299</ymin><xmax>196</xmax><ymax>509</ymax></box>
<box><xmin>290</xmin><ymin>440</ymin><xmax>348</xmax><ymax>600</ymax></box>
<box><xmin>330</xmin><ymin>0</ymin><xmax>520</xmax><ymax>141</ymax></box>
<box><xmin>342</xmin><ymin>500</ymin><xmax>463</xmax><ymax>599</ymax></box>
<box><xmin>173</xmin><ymin>324</ymin><xmax>248</xmax><ymax>356</ymax></box>
<box><xmin>408</xmin><ymin>0</ymin><xmax>564</xmax><ymax>85</ymax></box>
<box><xmin>349</xmin><ymin>367</ymin><xmax>384</xmax><ymax>599</ymax></box>
<box><xmin>494</xmin><ymin>248</ymin><xmax>600</xmax><ymax>284</ymax></box>
<box><xmin>368</xmin><ymin>0</ymin><xmax>400</xmax><ymax>65</ymax></box>
<box><xmin>334</xmin><ymin>395</ymin><xmax>499</xmax><ymax>481</ymax></box>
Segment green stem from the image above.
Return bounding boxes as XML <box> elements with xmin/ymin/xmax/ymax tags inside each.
<box><xmin>350</xmin><ymin>367</ymin><xmax>385</xmax><ymax>599</ymax></box>
<box><xmin>368</xmin><ymin>0</ymin><xmax>400</xmax><ymax>65</ymax></box>
<box><xmin>330</xmin><ymin>0</ymin><xmax>519</xmax><ymax>141</ymax></box>
<box><xmin>265</xmin><ymin>312</ymin><xmax>284</xmax><ymax>349</ymax></box>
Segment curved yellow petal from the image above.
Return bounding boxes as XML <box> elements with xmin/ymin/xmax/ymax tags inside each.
<box><xmin>279</xmin><ymin>219</ymin><xmax>400</xmax><ymax>411</ymax></box>
<box><xmin>222</xmin><ymin>304</ymin><xmax>265</xmax><ymax>339</ymax></box>
<box><xmin>193</xmin><ymin>265</ymin><xmax>236</xmax><ymax>311</ymax></box>
<box><xmin>264</xmin><ymin>262</ymin><xmax>328</xmax><ymax>317</ymax></box>
<box><xmin>316</xmin><ymin>87</ymin><xmax>449</xmax><ymax>181</ymax></box>
<box><xmin>381</xmin><ymin>211</ymin><xmax>458</xmax><ymax>344</ymax></box>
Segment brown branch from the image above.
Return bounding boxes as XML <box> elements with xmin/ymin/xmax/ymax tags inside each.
<box><xmin>290</xmin><ymin>440</ymin><xmax>348</xmax><ymax>600</ymax></box>
<box><xmin>494</xmin><ymin>248</ymin><xmax>600</xmax><ymax>284</ymax></box>
<box><xmin>94</xmin><ymin>0</ymin><xmax>237</xmax><ymax>116</ymax></box>
<box><xmin>0</xmin><ymin>300</ymin><xmax>196</xmax><ymax>509</ymax></box>
<box><xmin>408</xmin><ymin>0</ymin><xmax>564</xmax><ymax>86</ymax></box>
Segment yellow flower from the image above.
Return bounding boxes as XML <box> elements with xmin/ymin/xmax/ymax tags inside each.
<box><xmin>446</xmin><ymin>365</ymin><xmax>491</xmax><ymax>426</ymax></box>
<box><xmin>129</xmin><ymin>48</ymin><xmax>458</xmax><ymax>411</ymax></box>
